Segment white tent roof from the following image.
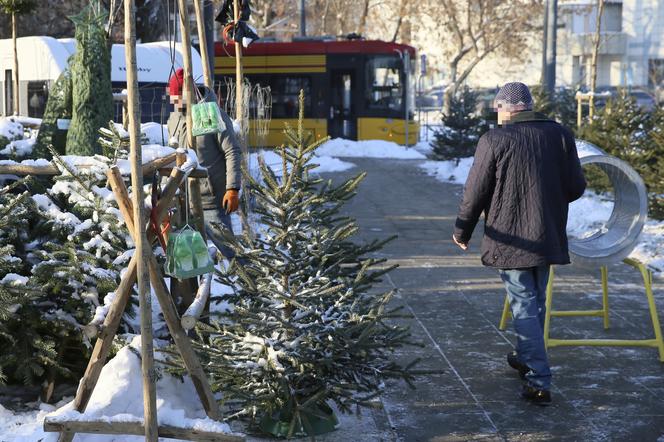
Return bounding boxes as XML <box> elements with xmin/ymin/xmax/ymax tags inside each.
<box><xmin>0</xmin><ymin>36</ymin><xmax>204</xmax><ymax>84</ymax></box>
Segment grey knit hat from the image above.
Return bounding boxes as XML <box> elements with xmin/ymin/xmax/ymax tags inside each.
<box><xmin>494</xmin><ymin>82</ymin><xmax>533</xmax><ymax>111</ymax></box>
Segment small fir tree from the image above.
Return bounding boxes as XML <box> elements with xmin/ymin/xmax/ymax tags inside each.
<box><xmin>531</xmin><ymin>85</ymin><xmax>577</xmax><ymax>130</ymax></box>
<box><xmin>0</xmin><ymin>155</ymin><xmax>137</xmax><ymax>395</ymax></box>
<box><xmin>432</xmin><ymin>86</ymin><xmax>486</xmax><ymax>161</ymax></box>
<box><xmin>180</xmin><ymin>92</ymin><xmax>417</xmax><ymax>437</ymax></box>
<box><xmin>65</xmin><ymin>0</ymin><xmax>113</xmax><ymax>156</ymax></box>
<box><xmin>33</xmin><ymin>67</ymin><xmax>73</xmax><ymax>157</ymax></box>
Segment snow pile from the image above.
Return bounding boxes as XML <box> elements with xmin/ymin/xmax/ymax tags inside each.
<box><xmin>317</xmin><ymin>138</ymin><xmax>426</xmax><ymax>159</ymax></box>
<box><xmin>46</xmin><ymin>336</ymin><xmax>232</xmax><ymax>440</ymax></box>
<box><xmin>419</xmin><ymin>157</ymin><xmax>473</xmax><ymax>184</ymax></box>
<box><xmin>1</xmin><ymin>337</ymin><xmax>233</xmax><ymax>442</ymax></box>
<box><xmin>0</xmin><ymin>117</ymin><xmax>35</xmax><ymax>159</ymax></box>
<box><xmin>0</xmin><ymin>401</ymin><xmax>65</xmax><ymax>442</ymax></box>
<box><xmin>249</xmin><ymin>149</ymin><xmax>355</xmax><ymax>178</ymax></box>
<box><xmin>140</xmin><ymin>122</ymin><xmax>169</xmax><ymax>145</ymax></box>
<box><xmin>0</xmin><ymin>117</ymin><xmax>24</xmax><ymax>141</ymax></box>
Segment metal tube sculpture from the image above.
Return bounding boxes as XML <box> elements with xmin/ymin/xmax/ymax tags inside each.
<box><xmin>569</xmin><ymin>140</ymin><xmax>648</xmax><ymax>267</ymax></box>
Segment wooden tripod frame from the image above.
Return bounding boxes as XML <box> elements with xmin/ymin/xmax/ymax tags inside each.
<box><xmin>44</xmin><ymin>164</ymin><xmax>244</xmax><ymax>441</ymax></box>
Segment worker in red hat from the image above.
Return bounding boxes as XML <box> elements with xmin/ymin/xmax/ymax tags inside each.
<box><xmin>166</xmin><ymin>68</ymin><xmax>242</xmax><ymax>257</ymax></box>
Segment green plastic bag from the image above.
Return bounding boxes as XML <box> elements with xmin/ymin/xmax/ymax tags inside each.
<box><xmin>191</xmin><ymin>101</ymin><xmax>225</xmax><ymax>137</ymax></box>
<box><xmin>165</xmin><ymin>226</ymin><xmax>215</xmax><ymax>279</ymax></box>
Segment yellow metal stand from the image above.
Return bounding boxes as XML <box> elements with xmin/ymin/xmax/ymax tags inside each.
<box><xmin>498</xmin><ymin>259</ymin><xmax>664</xmax><ymax>362</ymax></box>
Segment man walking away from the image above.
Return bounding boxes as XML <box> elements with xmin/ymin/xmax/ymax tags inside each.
<box><xmin>452</xmin><ymin>82</ymin><xmax>586</xmax><ymax>405</ymax></box>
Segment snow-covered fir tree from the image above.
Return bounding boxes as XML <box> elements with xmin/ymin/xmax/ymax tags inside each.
<box><xmin>181</xmin><ymin>92</ymin><xmax>417</xmax><ymax>437</ymax></box>
<box><xmin>0</xmin><ymin>146</ymin><xmax>137</xmax><ymax>397</ymax></box>
<box><xmin>432</xmin><ymin>86</ymin><xmax>487</xmax><ymax>161</ymax></box>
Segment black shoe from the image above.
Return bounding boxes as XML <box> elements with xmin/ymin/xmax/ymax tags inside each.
<box><xmin>507</xmin><ymin>351</ymin><xmax>529</xmax><ymax>380</ymax></box>
<box><xmin>521</xmin><ymin>385</ymin><xmax>552</xmax><ymax>406</ymax></box>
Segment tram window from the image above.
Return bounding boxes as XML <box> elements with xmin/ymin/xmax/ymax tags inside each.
<box><xmin>366</xmin><ymin>56</ymin><xmax>403</xmax><ymax>111</ymax></box>
<box><xmin>27</xmin><ymin>81</ymin><xmax>49</xmax><ymax>118</ymax></box>
<box><xmin>270</xmin><ymin>76</ymin><xmax>311</xmax><ymax>118</ymax></box>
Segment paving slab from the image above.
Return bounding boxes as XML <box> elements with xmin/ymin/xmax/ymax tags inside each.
<box><xmin>321</xmin><ymin>157</ymin><xmax>664</xmax><ymax>442</ymax></box>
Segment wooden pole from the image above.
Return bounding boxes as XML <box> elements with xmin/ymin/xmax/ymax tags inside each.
<box><xmin>124</xmin><ymin>0</ymin><xmax>158</xmax><ymax>439</ymax></box>
<box><xmin>12</xmin><ymin>12</ymin><xmax>19</xmax><ymax>115</ymax></box>
<box><xmin>233</xmin><ymin>0</ymin><xmax>244</xmax><ymax>125</ymax></box>
<box><xmin>177</xmin><ymin>0</ymin><xmax>197</xmax><ymax>151</ymax></box>
<box><xmin>589</xmin><ymin>0</ymin><xmax>606</xmax><ymax>119</ymax></box>
<box><xmin>193</xmin><ymin>0</ymin><xmax>214</xmax><ymax>89</ymax></box>
<box><xmin>45</xmin><ymin>419</ymin><xmax>245</xmax><ymax>442</ymax></box>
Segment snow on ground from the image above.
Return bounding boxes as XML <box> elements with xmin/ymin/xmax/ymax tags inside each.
<box><xmin>317</xmin><ymin>138</ymin><xmax>426</xmax><ymax>159</ymax></box>
<box><xmin>419</xmin><ymin>157</ymin><xmax>473</xmax><ymax>185</ymax></box>
<box><xmin>1</xmin><ymin>336</ymin><xmax>233</xmax><ymax>442</ymax></box>
<box><xmin>248</xmin><ymin>149</ymin><xmax>355</xmax><ymax>177</ymax></box>
<box><xmin>0</xmin><ymin>117</ymin><xmax>23</xmax><ymax>141</ymax></box>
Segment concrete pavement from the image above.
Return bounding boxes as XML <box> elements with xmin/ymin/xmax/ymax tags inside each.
<box><xmin>321</xmin><ymin>157</ymin><xmax>664</xmax><ymax>442</ymax></box>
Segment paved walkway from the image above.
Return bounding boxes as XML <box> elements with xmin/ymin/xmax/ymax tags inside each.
<box><xmin>323</xmin><ymin>157</ymin><xmax>664</xmax><ymax>442</ymax></box>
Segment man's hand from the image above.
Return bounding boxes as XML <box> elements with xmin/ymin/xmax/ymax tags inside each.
<box><xmin>452</xmin><ymin>234</ymin><xmax>468</xmax><ymax>251</ymax></box>
<box><xmin>222</xmin><ymin>189</ymin><xmax>239</xmax><ymax>214</ymax></box>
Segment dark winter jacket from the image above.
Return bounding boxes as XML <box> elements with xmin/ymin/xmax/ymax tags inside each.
<box><xmin>167</xmin><ymin>88</ymin><xmax>241</xmax><ymax>210</ymax></box>
<box><xmin>454</xmin><ymin>111</ymin><xmax>586</xmax><ymax>269</ymax></box>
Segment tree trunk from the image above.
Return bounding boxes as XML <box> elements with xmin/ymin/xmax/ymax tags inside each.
<box><xmin>358</xmin><ymin>0</ymin><xmax>370</xmax><ymax>36</ymax></box>
<box><xmin>321</xmin><ymin>0</ymin><xmax>330</xmax><ymax>34</ymax></box>
<box><xmin>391</xmin><ymin>0</ymin><xmax>410</xmax><ymax>43</ymax></box>
<box><xmin>12</xmin><ymin>12</ymin><xmax>19</xmax><ymax>115</ymax></box>
<box><xmin>193</xmin><ymin>0</ymin><xmax>213</xmax><ymax>89</ymax></box>
<box><xmin>589</xmin><ymin>0</ymin><xmax>605</xmax><ymax>117</ymax></box>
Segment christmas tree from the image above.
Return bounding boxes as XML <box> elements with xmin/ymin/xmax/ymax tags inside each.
<box><xmin>432</xmin><ymin>86</ymin><xmax>486</xmax><ymax>161</ymax></box>
<box><xmin>179</xmin><ymin>92</ymin><xmax>417</xmax><ymax>437</ymax></box>
<box><xmin>33</xmin><ymin>67</ymin><xmax>73</xmax><ymax>157</ymax></box>
<box><xmin>577</xmin><ymin>89</ymin><xmax>663</xmax><ymax>216</ymax></box>
<box><xmin>65</xmin><ymin>0</ymin><xmax>113</xmax><ymax>156</ymax></box>
<box><xmin>0</xmin><ymin>154</ymin><xmax>137</xmax><ymax>398</ymax></box>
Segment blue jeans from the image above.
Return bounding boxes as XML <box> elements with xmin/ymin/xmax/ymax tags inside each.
<box><xmin>203</xmin><ymin>208</ymin><xmax>236</xmax><ymax>259</ymax></box>
<box><xmin>499</xmin><ymin>266</ymin><xmax>552</xmax><ymax>390</ymax></box>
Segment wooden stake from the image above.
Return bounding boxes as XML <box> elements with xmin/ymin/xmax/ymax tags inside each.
<box><xmin>189</xmin><ymin>178</ymin><xmax>207</xmax><ymax>239</ymax></box>
<box><xmin>193</xmin><ymin>0</ymin><xmax>214</xmax><ymax>89</ymax></box>
<box><xmin>233</xmin><ymin>0</ymin><xmax>244</xmax><ymax>124</ymax></box>
<box><xmin>11</xmin><ymin>12</ymin><xmax>19</xmax><ymax>115</ymax></box>
<box><xmin>124</xmin><ymin>0</ymin><xmax>158</xmax><ymax>439</ymax></box>
<box><xmin>46</xmin><ymin>419</ymin><xmax>244</xmax><ymax>442</ymax></box>
<box><xmin>177</xmin><ymin>0</ymin><xmax>197</xmax><ymax>151</ymax></box>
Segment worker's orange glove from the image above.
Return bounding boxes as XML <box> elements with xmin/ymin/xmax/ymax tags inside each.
<box><xmin>222</xmin><ymin>189</ymin><xmax>239</xmax><ymax>214</ymax></box>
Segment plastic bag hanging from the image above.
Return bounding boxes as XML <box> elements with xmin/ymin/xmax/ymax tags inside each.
<box><xmin>164</xmin><ymin>225</ymin><xmax>215</xmax><ymax>280</ymax></box>
<box><xmin>164</xmin><ymin>163</ymin><xmax>215</xmax><ymax>280</ymax></box>
<box><xmin>191</xmin><ymin>99</ymin><xmax>225</xmax><ymax>137</ymax></box>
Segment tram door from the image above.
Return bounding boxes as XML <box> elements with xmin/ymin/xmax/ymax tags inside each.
<box><xmin>329</xmin><ymin>70</ymin><xmax>356</xmax><ymax>140</ymax></box>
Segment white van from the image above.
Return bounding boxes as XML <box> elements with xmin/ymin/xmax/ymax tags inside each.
<box><xmin>0</xmin><ymin>36</ymin><xmax>203</xmax><ymax>121</ymax></box>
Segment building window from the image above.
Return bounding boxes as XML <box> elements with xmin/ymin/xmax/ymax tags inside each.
<box><xmin>569</xmin><ymin>3</ymin><xmax>622</xmax><ymax>34</ymax></box>
<box><xmin>366</xmin><ymin>55</ymin><xmax>403</xmax><ymax>112</ymax></box>
<box><xmin>27</xmin><ymin>81</ymin><xmax>49</xmax><ymax>118</ymax></box>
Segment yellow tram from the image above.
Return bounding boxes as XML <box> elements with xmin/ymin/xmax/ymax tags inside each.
<box><xmin>214</xmin><ymin>38</ymin><xmax>418</xmax><ymax>147</ymax></box>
